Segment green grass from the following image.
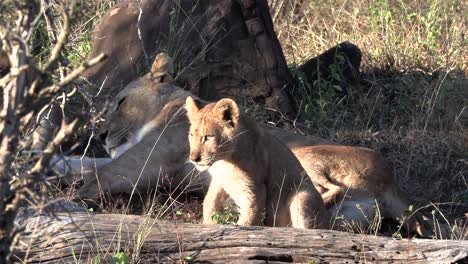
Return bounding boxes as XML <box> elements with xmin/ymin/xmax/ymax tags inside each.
<box><xmin>211</xmin><ymin>202</ymin><xmax>240</xmax><ymax>225</ymax></box>
<box><xmin>13</xmin><ymin>0</ymin><xmax>466</xmax><ymax>245</ymax></box>
<box><xmin>56</xmin><ymin>0</ymin><xmax>465</xmax><ymax>237</ymax></box>
<box><xmin>269</xmin><ymin>0</ymin><xmax>467</xmax><ymax>237</ymax></box>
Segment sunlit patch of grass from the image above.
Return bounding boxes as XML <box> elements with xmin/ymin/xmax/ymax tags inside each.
<box><xmin>22</xmin><ymin>0</ymin><xmax>465</xmax><ymax>242</ymax></box>
<box><xmin>268</xmin><ymin>0</ymin><xmax>467</xmax><ymax>236</ymax></box>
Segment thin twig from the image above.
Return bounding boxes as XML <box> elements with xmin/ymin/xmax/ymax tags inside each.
<box><xmin>38</xmin><ymin>53</ymin><xmax>107</xmax><ymax>98</ymax></box>
<box><xmin>44</xmin><ymin>4</ymin><xmax>70</xmax><ymax>72</ymax></box>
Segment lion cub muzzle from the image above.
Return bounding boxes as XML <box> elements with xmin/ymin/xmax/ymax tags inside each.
<box><xmin>189</xmin><ymin>151</ymin><xmax>202</xmax><ymax>163</ymax></box>
<box><xmin>187</xmin><ymin>132</ymin><xmax>217</xmax><ymax>170</ymax></box>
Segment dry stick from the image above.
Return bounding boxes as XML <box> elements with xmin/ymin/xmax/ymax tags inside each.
<box><xmin>29</xmin><ymin>120</ymin><xmax>79</xmax><ymax>176</ymax></box>
<box><xmin>136</xmin><ymin>0</ymin><xmax>150</xmax><ymax>69</ymax></box>
<box><xmin>44</xmin><ymin>4</ymin><xmax>70</xmax><ymax>72</ymax></box>
<box><xmin>0</xmin><ymin>2</ymin><xmax>104</xmax><ymax>262</ymax></box>
<box><xmin>37</xmin><ymin>53</ymin><xmax>107</xmax><ymax>99</ymax></box>
<box><xmin>43</xmin><ymin>0</ymin><xmax>58</xmax><ymax>43</ymax></box>
<box><xmin>37</xmin><ymin>1</ymin><xmax>71</xmax><ymax>126</ymax></box>
<box><xmin>0</xmin><ymin>5</ymin><xmax>34</xmax><ymax>262</ymax></box>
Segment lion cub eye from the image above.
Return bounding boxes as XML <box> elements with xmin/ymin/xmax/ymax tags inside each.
<box><xmin>203</xmin><ymin>135</ymin><xmax>213</xmax><ymax>142</ymax></box>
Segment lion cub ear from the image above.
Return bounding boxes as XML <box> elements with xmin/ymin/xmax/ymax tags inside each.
<box><xmin>213</xmin><ymin>98</ymin><xmax>240</xmax><ymax>128</ymax></box>
<box><xmin>186</xmin><ymin>96</ymin><xmax>201</xmax><ymax>119</ymax></box>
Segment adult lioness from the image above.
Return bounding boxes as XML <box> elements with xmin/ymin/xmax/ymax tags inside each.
<box><xmin>64</xmin><ymin>54</ymin><xmax>209</xmax><ymax>196</ymax></box>
<box><xmin>185</xmin><ymin>96</ymin><xmax>329</xmax><ymax>228</ymax></box>
<box><xmin>50</xmin><ymin>53</ymin><xmax>435</xmax><ymax>236</ymax></box>
<box><xmin>55</xmin><ymin>54</ymin><xmax>328</xmax><ymax>197</ymax></box>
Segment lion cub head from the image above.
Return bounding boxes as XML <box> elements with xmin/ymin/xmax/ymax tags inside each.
<box><xmin>185</xmin><ymin>96</ymin><xmax>241</xmax><ymax>171</ymax></box>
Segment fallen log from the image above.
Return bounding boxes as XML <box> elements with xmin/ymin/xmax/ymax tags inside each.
<box><xmin>14</xmin><ymin>212</ymin><xmax>467</xmax><ymax>263</ymax></box>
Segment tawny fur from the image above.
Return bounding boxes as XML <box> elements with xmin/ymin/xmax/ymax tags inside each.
<box><xmin>50</xmin><ymin>53</ymin><xmax>437</xmax><ymax>236</ymax></box>
<box><xmin>75</xmin><ymin>54</ymin><xmax>204</xmax><ymax>197</ymax></box>
<box><xmin>185</xmin><ymin>96</ymin><xmax>329</xmax><ymax>228</ymax></box>
<box><xmin>291</xmin><ymin>145</ymin><xmax>424</xmax><ymax>234</ymax></box>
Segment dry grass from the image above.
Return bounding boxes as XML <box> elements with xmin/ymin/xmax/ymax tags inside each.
<box><xmin>4</xmin><ymin>1</ymin><xmax>466</xmax><ymax>262</ymax></box>
<box><xmin>269</xmin><ymin>0</ymin><xmax>467</xmax><ymax>234</ymax></box>
<box><xmin>271</xmin><ymin>0</ymin><xmax>466</xmax><ymax>71</ymax></box>
<box><xmin>17</xmin><ymin>0</ymin><xmax>466</xmax><ymax>243</ymax></box>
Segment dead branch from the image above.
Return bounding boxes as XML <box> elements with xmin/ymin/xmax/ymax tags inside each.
<box><xmin>0</xmin><ymin>1</ymin><xmax>106</xmax><ymax>262</ymax></box>
<box><xmin>37</xmin><ymin>53</ymin><xmax>107</xmax><ymax>99</ymax></box>
<box><xmin>29</xmin><ymin>119</ymin><xmax>78</xmax><ymax>176</ymax></box>
<box><xmin>43</xmin><ymin>3</ymin><xmax>70</xmax><ymax>72</ymax></box>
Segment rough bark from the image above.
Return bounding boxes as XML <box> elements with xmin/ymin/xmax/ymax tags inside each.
<box><xmin>82</xmin><ymin>0</ymin><xmax>297</xmax><ymax>117</ymax></box>
<box><xmin>14</xmin><ymin>213</ymin><xmax>468</xmax><ymax>263</ymax></box>
<box><xmin>31</xmin><ymin>1</ymin><xmax>362</xmax><ymax>150</ymax></box>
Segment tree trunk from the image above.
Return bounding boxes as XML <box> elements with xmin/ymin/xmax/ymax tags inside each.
<box><xmin>31</xmin><ymin>1</ymin><xmax>363</xmax><ymax>150</ymax></box>
<box><xmin>83</xmin><ymin>0</ymin><xmax>297</xmax><ymax>117</ymax></box>
<box><xmin>14</xmin><ymin>213</ymin><xmax>468</xmax><ymax>263</ymax></box>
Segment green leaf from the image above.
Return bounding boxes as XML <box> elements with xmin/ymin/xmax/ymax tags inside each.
<box><xmin>110</xmin><ymin>252</ymin><xmax>130</xmax><ymax>264</ymax></box>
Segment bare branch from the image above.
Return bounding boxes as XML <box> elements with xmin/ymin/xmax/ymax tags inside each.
<box><xmin>0</xmin><ymin>2</ymin><xmax>106</xmax><ymax>262</ymax></box>
<box><xmin>38</xmin><ymin>53</ymin><xmax>107</xmax><ymax>99</ymax></box>
<box><xmin>29</xmin><ymin>119</ymin><xmax>79</xmax><ymax>176</ymax></box>
<box><xmin>44</xmin><ymin>4</ymin><xmax>70</xmax><ymax>72</ymax></box>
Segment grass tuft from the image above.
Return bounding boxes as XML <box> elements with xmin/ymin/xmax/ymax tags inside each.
<box><xmin>19</xmin><ymin>0</ymin><xmax>466</xmax><ymax>245</ymax></box>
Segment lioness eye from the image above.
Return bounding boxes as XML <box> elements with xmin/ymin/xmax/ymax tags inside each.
<box><xmin>203</xmin><ymin>135</ymin><xmax>213</xmax><ymax>141</ymax></box>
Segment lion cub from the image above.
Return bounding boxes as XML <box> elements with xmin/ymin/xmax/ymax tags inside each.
<box><xmin>185</xmin><ymin>96</ymin><xmax>329</xmax><ymax>228</ymax></box>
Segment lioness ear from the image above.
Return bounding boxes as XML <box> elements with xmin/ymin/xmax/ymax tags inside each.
<box><xmin>214</xmin><ymin>98</ymin><xmax>240</xmax><ymax>128</ymax></box>
<box><xmin>150</xmin><ymin>52</ymin><xmax>173</xmax><ymax>83</ymax></box>
<box><xmin>185</xmin><ymin>96</ymin><xmax>201</xmax><ymax>119</ymax></box>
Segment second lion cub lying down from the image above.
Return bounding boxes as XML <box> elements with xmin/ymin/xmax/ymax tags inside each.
<box><xmin>185</xmin><ymin>96</ymin><xmax>329</xmax><ymax>228</ymax></box>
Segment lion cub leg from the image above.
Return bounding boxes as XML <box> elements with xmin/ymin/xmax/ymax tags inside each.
<box><xmin>204</xmin><ymin>182</ymin><xmax>266</xmax><ymax>226</ymax></box>
<box><xmin>207</xmin><ymin>162</ymin><xmax>267</xmax><ymax>226</ymax></box>
<box><xmin>203</xmin><ymin>180</ymin><xmax>229</xmax><ymax>224</ymax></box>
<box><xmin>289</xmin><ymin>184</ymin><xmax>330</xmax><ymax>229</ymax></box>
<box><xmin>231</xmin><ymin>184</ymin><xmax>266</xmax><ymax>226</ymax></box>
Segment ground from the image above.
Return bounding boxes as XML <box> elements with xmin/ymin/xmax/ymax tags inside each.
<box><xmin>22</xmin><ymin>0</ymin><xmax>468</xmax><ymax>238</ymax></box>
<box><xmin>270</xmin><ymin>0</ymin><xmax>467</xmax><ymax>236</ymax></box>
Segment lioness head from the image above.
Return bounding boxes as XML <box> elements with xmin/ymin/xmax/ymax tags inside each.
<box><xmin>185</xmin><ymin>96</ymin><xmax>240</xmax><ymax>171</ymax></box>
<box><xmin>97</xmin><ymin>53</ymin><xmax>174</xmax><ymax>158</ymax></box>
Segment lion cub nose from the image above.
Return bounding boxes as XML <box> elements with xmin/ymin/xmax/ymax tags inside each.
<box><xmin>190</xmin><ymin>151</ymin><xmax>202</xmax><ymax>162</ymax></box>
